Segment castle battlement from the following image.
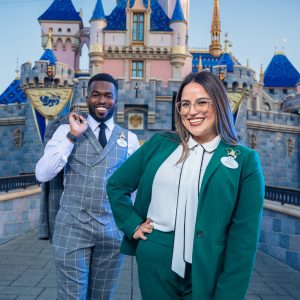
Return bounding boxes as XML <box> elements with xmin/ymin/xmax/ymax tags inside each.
<box><xmin>247</xmin><ymin>109</ymin><xmax>300</xmax><ymax>129</ymax></box>
<box><xmin>20</xmin><ymin>61</ymin><xmax>74</xmax><ymax>89</ymax></box>
<box><xmin>283</xmin><ymin>93</ymin><xmax>300</xmax><ymax>114</ymax></box>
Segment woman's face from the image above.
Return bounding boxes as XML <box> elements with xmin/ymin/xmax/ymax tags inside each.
<box><xmin>180</xmin><ymin>82</ymin><xmax>217</xmax><ymax>144</ymax></box>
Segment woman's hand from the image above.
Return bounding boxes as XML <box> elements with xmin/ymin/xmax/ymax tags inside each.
<box><xmin>133</xmin><ymin>218</ymin><xmax>153</xmax><ymax>240</ymax></box>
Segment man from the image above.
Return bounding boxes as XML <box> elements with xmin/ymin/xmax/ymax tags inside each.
<box><xmin>36</xmin><ymin>73</ymin><xmax>140</xmax><ymax>300</ymax></box>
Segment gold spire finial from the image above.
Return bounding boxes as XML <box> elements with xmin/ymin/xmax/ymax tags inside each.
<box><xmin>259</xmin><ymin>64</ymin><xmax>264</xmax><ymax>83</ymax></box>
<box><xmin>198</xmin><ymin>56</ymin><xmax>203</xmax><ymax>72</ymax></box>
<box><xmin>223</xmin><ymin>32</ymin><xmax>229</xmax><ymax>53</ymax></box>
<box><xmin>127</xmin><ymin>0</ymin><xmax>130</xmax><ymax>8</ymax></box>
<box><xmin>247</xmin><ymin>58</ymin><xmax>249</xmax><ymax>68</ymax></box>
<box><xmin>46</xmin><ymin>28</ymin><xmax>53</xmax><ymax>49</ymax></box>
<box><xmin>80</xmin><ymin>8</ymin><xmax>83</xmax><ymax>18</ymax></box>
<box><xmin>209</xmin><ymin>0</ymin><xmax>222</xmax><ymax>56</ymax></box>
<box><xmin>15</xmin><ymin>56</ymin><xmax>20</xmax><ymax>79</ymax></box>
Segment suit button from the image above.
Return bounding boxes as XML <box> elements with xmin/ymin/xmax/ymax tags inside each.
<box><xmin>89</xmin><ymin>179</ymin><xmax>94</xmax><ymax>183</ymax></box>
<box><xmin>196</xmin><ymin>230</ymin><xmax>203</xmax><ymax>238</ymax></box>
<box><xmin>91</xmin><ymin>166</ymin><xmax>95</xmax><ymax>170</ymax></box>
<box><xmin>86</xmin><ymin>192</ymin><xmax>91</xmax><ymax>197</ymax></box>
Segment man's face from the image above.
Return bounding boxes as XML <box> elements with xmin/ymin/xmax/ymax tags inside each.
<box><xmin>86</xmin><ymin>81</ymin><xmax>117</xmax><ymax>122</ymax></box>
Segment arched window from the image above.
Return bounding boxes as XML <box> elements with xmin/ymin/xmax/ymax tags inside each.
<box><xmin>79</xmin><ymin>43</ymin><xmax>89</xmax><ymax>71</ymax></box>
<box><xmin>67</xmin><ymin>28</ymin><xmax>71</xmax><ymax>33</ymax></box>
<box><xmin>232</xmin><ymin>82</ymin><xmax>239</xmax><ymax>92</ymax></box>
<box><xmin>132</xmin><ymin>13</ymin><xmax>145</xmax><ymax>42</ymax></box>
<box><xmin>58</xmin><ymin>28</ymin><xmax>62</xmax><ymax>33</ymax></box>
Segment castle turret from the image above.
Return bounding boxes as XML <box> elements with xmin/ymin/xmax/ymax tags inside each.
<box><xmin>169</xmin><ymin>0</ymin><xmax>188</xmax><ymax>79</ymax></box>
<box><xmin>209</xmin><ymin>0</ymin><xmax>222</xmax><ymax>56</ymax></box>
<box><xmin>38</xmin><ymin>0</ymin><xmax>82</xmax><ymax>70</ymax></box>
<box><xmin>89</xmin><ymin>0</ymin><xmax>107</xmax><ymax>76</ymax></box>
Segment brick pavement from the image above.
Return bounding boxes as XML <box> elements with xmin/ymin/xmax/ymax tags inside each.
<box><xmin>0</xmin><ymin>230</ymin><xmax>299</xmax><ymax>300</ymax></box>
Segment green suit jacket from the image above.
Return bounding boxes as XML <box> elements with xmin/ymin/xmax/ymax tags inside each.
<box><xmin>107</xmin><ymin>132</ymin><xmax>264</xmax><ymax>300</ymax></box>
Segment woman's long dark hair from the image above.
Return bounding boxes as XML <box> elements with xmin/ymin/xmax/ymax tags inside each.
<box><xmin>175</xmin><ymin>71</ymin><xmax>239</xmax><ymax>162</ymax></box>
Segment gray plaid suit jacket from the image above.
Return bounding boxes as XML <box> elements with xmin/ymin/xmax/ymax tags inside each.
<box><xmin>38</xmin><ymin>113</ymin><xmax>71</xmax><ymax>241</ymax></box>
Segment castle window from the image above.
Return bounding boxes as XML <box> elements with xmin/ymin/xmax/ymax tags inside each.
<box><xmin>283</xmin><ymin>89</ymin><xmax>288</xmax><ymax>94</ymax></box>
<box><xmin>67</xmin><ymin>28</ymin><xmax>71</xmax><ymax>33</ymax></box>
<box><xmin>132</xmin><ymin>61</ymin><xmax>144</xmax><ymax>78</ymax></box>
<box><xmin>269</xmin><ymin>89</ymin><xmax>274</xmax><ymax>94</ymax></box>
<box><xmin>58</xmin><ymin>28</ymin><xmax>62</xmax><ymax>32</ymax></box>
<box><xmin>132</xmin><ymin>13</ymin><xmax>144</xmax><ymax>42</ymax></box>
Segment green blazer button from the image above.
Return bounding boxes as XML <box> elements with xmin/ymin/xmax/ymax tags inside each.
<box><xmin>196</xmin><ymin>230</ymin><xmax>203</xmax><ymax>237</ymax></box>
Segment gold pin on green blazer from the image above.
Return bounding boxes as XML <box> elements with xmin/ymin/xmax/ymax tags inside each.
<box><xmin>107</xmin><ymin>132</ymin><xmax>264</xmax><ymax>300</ymax></box>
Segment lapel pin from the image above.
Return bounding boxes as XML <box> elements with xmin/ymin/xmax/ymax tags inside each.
<box><xmin>221</xmin><ymin>148</ymin><xmax>240</xmax><ymax>169</ymax></box>
<box><xmin>117</xmin><ymin>132</ymin><xmax>127</xmax><ymax>147</ymax></box>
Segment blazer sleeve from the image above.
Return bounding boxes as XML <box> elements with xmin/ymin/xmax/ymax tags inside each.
<box><xmin>213</xmin><ymin>150</ymin><xmax>264</xmax><ymax>300</ymax></box>
<box><xmin>107</xmin><ymin>143</ymin><xmax>146</xmax><ymax>239</ymax></box>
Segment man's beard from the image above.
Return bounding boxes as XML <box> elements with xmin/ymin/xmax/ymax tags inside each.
<box><xmin>88</xmin><ymin>104</ymin><xmax>115</xmax><ymax>122</ymax></box>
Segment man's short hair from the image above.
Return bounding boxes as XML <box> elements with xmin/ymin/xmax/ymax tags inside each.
<box><xmin>87</xmin><ymin>73</ymin><xmax>118</xmax><ymax>94</ymax></box>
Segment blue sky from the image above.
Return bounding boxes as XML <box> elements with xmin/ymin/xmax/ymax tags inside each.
<box><xmin>0</xmin><ymin>0</ymin><xmax>299</xmax><ymax>93</ymax></box>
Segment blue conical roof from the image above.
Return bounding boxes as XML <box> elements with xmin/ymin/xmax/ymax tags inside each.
<box><xmin>264</xmin><ymin>53</ymin><xmax>299</xmax><ymax>87</ymax></box>
<box><xmin>40</xmin><ymin>49</ymin><xmax>57</xmax><ymax>65</ymax></box>
<box><xmin>38</xmin><ymin>0</ymin><xmax>82</xmax><ymax>22</ymax></box>
<box><xmin>218</xmin><ymin>52</ymin><xmax>235</xmax><ymax>72</ymax></box>
<box><xmin>105</xmin><ymin>0</ymin><xmax>172</xmax><ymax>32</ymax></box>
<box><xmin>0</xmin><ymin>79</ymin><xmax>27</xmax><ymax>105</ymax></box>
<box><xmin>170</xmin><ymin>0</ymin><xmax>185</xmax><ymax>23</ymax></box>
<box><xmin>91</xmin><ymin>0</ymin><xmax>106</xmax><ymax>21</ymax></box>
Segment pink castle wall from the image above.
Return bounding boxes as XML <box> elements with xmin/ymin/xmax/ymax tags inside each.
<box><xmin>55</xmin><ymin>39</ymin><xmax>75</xmax><ymax>70</ymax></box>
<box><xmin>150</xmin><ymin>60</ymin><xmax>172</xmax><ymax>83</ymax></box>
<box><xmin>102</xmin><ymin>59</ymin><xmax>125</xmax><ymax>78</ymax></box>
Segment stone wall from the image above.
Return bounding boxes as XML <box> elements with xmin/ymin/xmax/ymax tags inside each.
<box><xmin>0</xmin><ymin>187</ymin><xmax>41</xmax><ymax>245</ymax></box>
<box><xmin>259</xmin><ymin>203</ymin><xmax>300</xmax><ymax>271</ymax></box>
<box><xmin>0</xmin><ymin>104</ymin><xmax>26</xmax><ymax>176</ymax></box>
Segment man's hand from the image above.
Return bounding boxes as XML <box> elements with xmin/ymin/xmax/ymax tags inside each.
<box><xmin>133</xmin><ymin>218</ymin><xmax>153</xmax><ymax>240</ymax></box>
<box><xmin>69</xmin><ymin>112</ymin><xmax>88</xmax><ymax>137</ymax></box>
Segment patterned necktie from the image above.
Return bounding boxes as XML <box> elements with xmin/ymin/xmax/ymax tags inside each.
<box><xmin>98</xmin><ymin>122</ymin><xmax>107</xmax><ymax>148</ymax></box>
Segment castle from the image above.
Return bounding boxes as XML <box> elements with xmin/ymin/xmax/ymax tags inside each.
<box><xmin>0</xmin><ymin>0</ymin><xmax>299</xmax><ymax>188</ymax></box>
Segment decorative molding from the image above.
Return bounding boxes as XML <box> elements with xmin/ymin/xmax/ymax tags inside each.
<box><xmin>156</xmin><ymin>96</ymin><xmax>173</xmax><ymax>102</ymax></box>
<box><xmin>0</xmin><ymin>117</ymin><xmax>25</xmax><ymax>126</ymax></box>
<box><xmin>247</xmin><ymin>121</ymin><xmax>300</xmax><ymax>133</ymax></box>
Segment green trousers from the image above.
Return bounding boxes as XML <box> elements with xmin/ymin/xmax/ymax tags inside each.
<box><xmin>135</xmin><ymin>230</ymin><xmax>192</xmax><ymax>300</ymax></box>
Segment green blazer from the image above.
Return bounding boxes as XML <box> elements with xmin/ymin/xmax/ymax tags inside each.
<box><xmin>107</xmin><ymin>132</ymin><xmax>264</xmax><ymax>300</ymax></box>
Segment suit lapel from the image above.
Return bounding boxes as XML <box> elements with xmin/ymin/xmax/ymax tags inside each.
<box><xmin>199</xmin><ymin>141</ymin><xmax>227</xmax><ymax>200</ymax></box>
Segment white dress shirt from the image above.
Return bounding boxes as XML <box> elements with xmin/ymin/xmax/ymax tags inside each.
<box><xmin>36</xmin><ymin>115</ymin><xmax>140</xmax><ymax>182</ymax></box>
<box><xmin>147</xmin><ymin>135</ymin><xmax>221</xmax><ymax>277</ymax></box>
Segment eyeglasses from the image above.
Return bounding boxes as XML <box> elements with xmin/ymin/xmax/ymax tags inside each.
<box><xmin>176</xmin><ymin>98</ymin><xmax>212</xmax><ymax>116</ymax></box>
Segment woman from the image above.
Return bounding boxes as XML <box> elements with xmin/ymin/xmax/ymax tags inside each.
<box><xmin>107</xmin><ymin>71</ymin><xmax>264</xmax><ymax>300</ymax></box>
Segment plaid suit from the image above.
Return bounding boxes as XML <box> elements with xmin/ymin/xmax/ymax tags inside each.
<box><xmin>39</xmin><ymin>115</ymin><xmax>129</xmax><ymax>300</ymax></box>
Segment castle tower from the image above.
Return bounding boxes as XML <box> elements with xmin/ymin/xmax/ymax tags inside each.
<box><xmin>89</xmin><ymin>0</ymin><xmax>107</xmax><ymax>76</ymax></box>
<box><xmin>209</xmin><ymin>0</ymin><xmax>222</xmax><ymax>56</ymax></box>
<box><xmin>169</xmin><ymin>0</ymin><xmax>188</xmax><ymax>79</ymax></box>
<box><xmin>158</xmin><ymin>0</ymin><xmax>189</xmax><ymax>21</ymax></box>
<box><xmin>38</xmin><ymin>0</ymin><xmax>82</xmax><ymax>70</ymax></box>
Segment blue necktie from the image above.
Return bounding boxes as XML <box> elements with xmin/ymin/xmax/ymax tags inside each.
<box><xmin>98</xmin><ymin>122</ymin><xmax>107</xmax><ymax>148</ymax></box>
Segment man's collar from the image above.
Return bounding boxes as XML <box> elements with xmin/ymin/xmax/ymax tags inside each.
<box><xmin>87</xmin><ymin>115</ymin><xmax>115</xmax><ymax>132</ymax></box>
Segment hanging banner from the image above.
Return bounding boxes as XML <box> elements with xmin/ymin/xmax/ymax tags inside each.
<box><xmin>228</xmin><ymin>92</ymin><xmax>243</xmax><ymax>114</ymax></box>
<box><xmin>26</xmin><ymin>88</ymin><xmax>73</xmax><ymax>120</ymax></box>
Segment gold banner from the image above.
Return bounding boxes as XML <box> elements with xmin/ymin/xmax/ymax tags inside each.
<box><xmin>228</xmin><ymin>92</ymin><xmax>243</xmax><ymax>113</ymax></box>
<box><xmin>26</xmin><ymin>88</ymin><xmax>73</xmax><ymax>119</ymax></box>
